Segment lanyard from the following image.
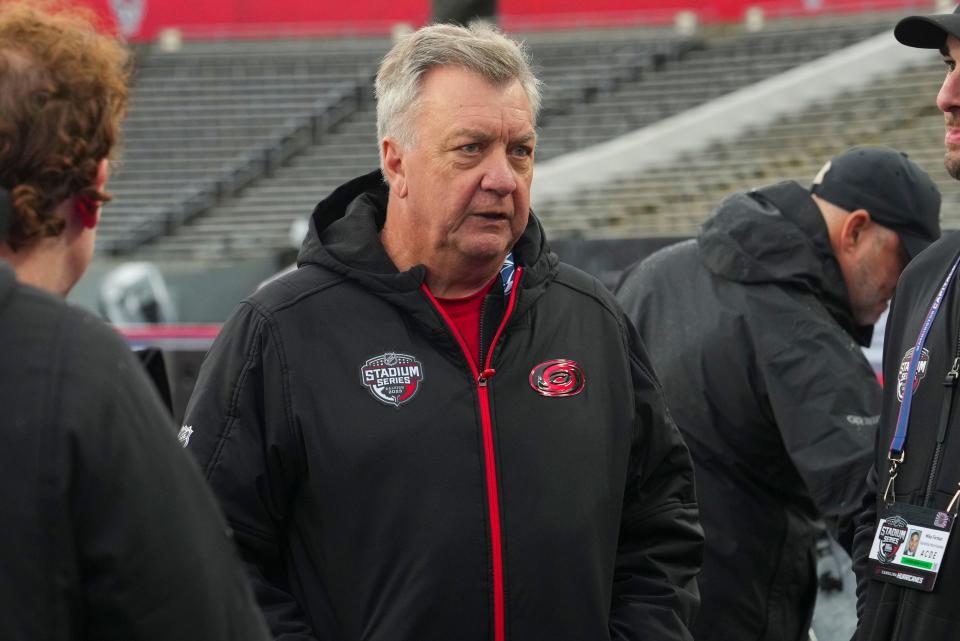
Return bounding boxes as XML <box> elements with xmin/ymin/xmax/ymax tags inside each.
<box><xmin>889</xmin><ymin>255</ymin><xmax>960</xmax><ymax>460</ymax></box>
<box><xmin>884</xmin><ymin>255</ymin><xmax>960</xmax><ymax>502</ymax></box>
<box><xmin>890</xmin><ymin>258</ymin><xmax>960</xmax><ymax>462</ymax></box>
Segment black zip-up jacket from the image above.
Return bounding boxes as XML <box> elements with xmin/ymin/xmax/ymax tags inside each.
<box><xmin>616</xmin><ymin>182</ymin><xmax>880</xmax><ymax>641</ymax></box>
<box><xmin>183</xmin><ymin>170</ymin><xmax>703</xmax><ymax>641</ymax></box>
<box><xmin>0</xmin><ymin>263</ymin><xmax>269</xmax><ymax>641</ymax></box>
<box><xmin>853</xmin><ymin>233</ymin><xmax>960</xmax><ymax>640</ymax></box>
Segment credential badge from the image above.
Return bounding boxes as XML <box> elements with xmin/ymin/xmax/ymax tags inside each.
<box><xmin>361</xmin><ymin>352</ymin><xmax>424</xmax><ymax>407</ymax></box>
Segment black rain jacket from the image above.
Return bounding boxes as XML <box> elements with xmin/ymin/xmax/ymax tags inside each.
<box><xmin>616</xmin><ymin>181</ymin><xmax>879</xmax><ymax>641</ymax></box>
<box><xmin>0</xmin><ymin>263</ymin><xmax>269</xmax><ymax>641</ymax></box>
<box><xmin>853</xmin><ymin>233</ymin><xmax>960</xmax><ymax>640</ymax></box>
<box><xmin>183</xmin><ymin>170</ymin><xmax>703</xmax><ymax>641</ymax></box>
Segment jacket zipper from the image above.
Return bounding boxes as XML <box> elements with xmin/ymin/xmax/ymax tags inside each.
<box><xmin>479</xmin><ymin>294</ymin><xmax>490</xmax><ymax>368</ymax></box>
<box><xmin>421</xmin><ymin>268</ymin><xmax>523</xmax><ymax>641</ymax></box>
<box><xmin>922</xmin><ymin>321</ymin><xmax>960</xmax><ymax>505</ymax></box>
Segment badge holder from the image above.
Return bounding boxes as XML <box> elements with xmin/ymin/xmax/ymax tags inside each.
<box><xmin>868</xmin><ymin>479</ymin><xmax>958</xmax><ymax>592</ymax></box>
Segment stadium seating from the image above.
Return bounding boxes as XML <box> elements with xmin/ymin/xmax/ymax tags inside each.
<box><xmin>102</xmin><ymin>16</ymin><xmax>904</xmax><ymax>260</ymax></box>
<box><xmin>532</xmin><ymin>61</ymin><xmax>950</xmax><ymax>240</ymax></box>
<box><xmin>126</xmin><ymin>28</ymin><xmax>700</xmax><ymax>258</ymax></box>
<box><xmin>98</xmin><ymin>37</ymin><xmax>391</xmax><ymax>255</ymax></box>
<box><xmin>532</xmin><ymin>20</ymin><xmax>889</xmax><ymax>159</ymax></box>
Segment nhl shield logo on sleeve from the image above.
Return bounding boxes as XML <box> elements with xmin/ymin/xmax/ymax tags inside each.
<box><xmin>360</xmin><ymin>352</ymin><xmax>424</xmax><ymax>407</ymax></box>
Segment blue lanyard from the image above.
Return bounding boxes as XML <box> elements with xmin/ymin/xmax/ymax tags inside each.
<box><xmin>889</xmin><ymin>255</ymin><xmax>960</xmax><ymax>457</ymax></box>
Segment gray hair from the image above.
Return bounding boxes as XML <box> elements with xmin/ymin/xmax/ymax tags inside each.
<box><xmin>375</xmin><ymin>22</ymin><xmax>541</xmax><ymax>164</ymax></box>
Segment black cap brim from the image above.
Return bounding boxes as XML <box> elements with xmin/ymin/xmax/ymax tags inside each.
<box><xmin>895</xmin><ymin>14</ymin><xmax>960</xmax><ymax>49</ymax></box>
<box><xmin>898</xmin><ymin>231</ymin><xmax>934</xmax><ymax>260</ymax></box>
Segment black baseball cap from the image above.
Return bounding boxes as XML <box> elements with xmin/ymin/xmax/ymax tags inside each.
<box><xmin>810</xmin><ymin>147</ymin><xmax>941</xmax><ymax>258</ymax></box>
<box><xmin>895</xmin><ymin>5</ymin><xmax>960</xmax><ymax>49</ymax></box>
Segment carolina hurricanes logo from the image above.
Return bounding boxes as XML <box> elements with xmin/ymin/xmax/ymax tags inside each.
<box><xmin>361</xmin><ymin>352</ymin><xmax>424</xmax><ymax>407</ymax></box>
<box><xmin>897</xmin><ymin>347</ymin><xmax>930</xmax><ymax>402</ymax></box>
<box><xmin>529</xmin><ymin>359</ymin><xmax>585</xmax><ymax>397</ymax></box>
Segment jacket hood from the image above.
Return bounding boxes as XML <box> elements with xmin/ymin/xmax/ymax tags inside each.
<box><xmin>297</xmin><ymin>170</ymin><xmax>558</xmax><ymax>314</ymax></box>
<box><xmin>698</xmin><ymin>181</ymin><xmax>872</xmax><ymax>345</ymax></box>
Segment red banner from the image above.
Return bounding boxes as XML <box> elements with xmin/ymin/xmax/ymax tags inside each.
<box><xmin>77</xmin><ymin>0</ymin><xmax>430</xmax><ymax>41</ymax></box>
<box><xmin>64</xmin><ymin>0</ymin><xmax>926</xmax><ymax>41</ymax></box>
<box><xmin>499</xmin><ymin>0</ymin><xmax>930</xmax><ymax>29</ymax></box>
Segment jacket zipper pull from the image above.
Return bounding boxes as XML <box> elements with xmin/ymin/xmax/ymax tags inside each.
<box><xmin>936</xmin><ymin>357</ymin><xmax>960</xmax><ymax>447</ymax></box>
<box><xmin>945</xmin><ymin>358</ymin><xmax>960</xmax><ymax>387</ymax></box>
<box><xmin>478</xmin><ymin>368</ymin><xmax>496</xmax><ymax>387</ymax></box>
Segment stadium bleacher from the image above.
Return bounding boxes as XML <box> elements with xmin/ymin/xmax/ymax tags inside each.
<box><xmin>532</xmin><ymin>20</ymin><xmax>890</xmax><ymax>158</ymax></box>
<box><xmin>99</xmin><ymin>37</ymin><xmax>391</xmax><ymax>255</ymax></box>
<box><xmin>97</xmin><ymin>12</ymin><xmax>933</xmax><ymax>262</ymax></box>
<box><xmin>533</xmin><ymin>61</ymin><xmax>948</xmax><ymax>240</ymax></box>
<box><xmin>107</xmin><ymin>27</ymin><xmax>699</xmax><ymax>259</ymax></box>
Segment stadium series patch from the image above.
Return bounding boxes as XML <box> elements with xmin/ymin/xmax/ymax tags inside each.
<box><xmin>361</xmin><ymin>352</ymin><xmax>424</xmax><ymax>407</ymax></box>
<box><xmin>897</xmin><ymin>347</ymin><xmax>930</xmax><ymax>402</ymax></box>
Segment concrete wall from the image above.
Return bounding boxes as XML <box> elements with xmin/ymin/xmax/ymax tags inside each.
<box><xmin>69</xmin><ymin>256</ymin><xmax>280</xmax><ymax>323</ymax></box>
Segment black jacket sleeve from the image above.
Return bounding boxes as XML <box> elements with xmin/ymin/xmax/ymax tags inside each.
<box><xmin>66</xmin><ymin>313</ymin><xmax>270</xmax><ymax>641</ymax></box>
<box><xmin>610</xmin><ymin>324</ymin><xmax>703</xmax><ymax>640</ymax></box>
<box><xmin>183</xmin><ymin>301</ymin><xmax>317</xmax><ymax>640</ymax></box>
<box><xmin>757</xmin><ymin>317</ymin><xmax>879</xmax><ymax>531</ymax></box>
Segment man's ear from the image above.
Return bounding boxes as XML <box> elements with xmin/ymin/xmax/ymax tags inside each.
<box><xmin>72</xmin><ymin>158</ymin><xmax>110</xmax><ymax>230</ymax></box>
<box><xmin>381</xmin><ymin>137</ymin><xmax>408</xmax><ymax>198</ymax></box>
<box><xmin>839</xmin><ymin>209</ymin><xmax>871</xmax><ymax>253</ymax></box>
<box><xmin>72</xmin><ymin>195</ymin><xmax>98</xmax><ymax>229</ymax></box>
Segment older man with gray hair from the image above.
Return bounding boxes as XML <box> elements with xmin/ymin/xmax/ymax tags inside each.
<box><xmin>183</xmin><ymin>23</ymin><xmax>702</xmax><ymax>641</ymax></box>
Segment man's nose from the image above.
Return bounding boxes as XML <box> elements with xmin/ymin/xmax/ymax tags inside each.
<box><xmin>480</xmin><ymin>152</ymin><xmax>518</xmax><ymax>196</ymax></box>
<box><xmin>938</xmin><ymin>69</ymin><xmax>960</xmax><ymax>115</ymax></box>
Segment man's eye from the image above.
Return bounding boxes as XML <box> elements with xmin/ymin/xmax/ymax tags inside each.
<box><xmin>945</xmin><ymin>59</ymin><xmax>956</xmax><ymax>73</ymax></box>
<box><xmin>511</xmin><ymin>146</ymin><xmax>532</xmax><ymax>158</ymax></box>
<box><xmin>461</xmin><ymin>143</ymin><xmax>480</xmax><ymax>154</ymax></box>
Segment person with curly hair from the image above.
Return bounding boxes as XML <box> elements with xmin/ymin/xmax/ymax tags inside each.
<box><xmin>0</xmin><ymin>4</ymin><xmax>270</xmax><ymax>639</ymax></box>
<box><xmin>0</xmin><ymin>0</ymin><xmax>128</xmax><ymax>291</ymax></box>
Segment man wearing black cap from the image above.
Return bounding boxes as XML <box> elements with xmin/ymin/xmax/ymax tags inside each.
<box><xmin>851</xmin><ymin>9</ymin><xmax>960</xmax><ymax>641</ymax></box>
<box><xmin>616</xmin><ymin>146</ymin><xmax>940</xmax><ymax>641</ymax></box>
